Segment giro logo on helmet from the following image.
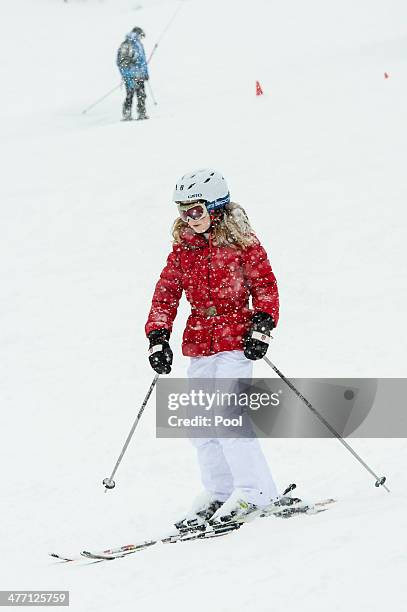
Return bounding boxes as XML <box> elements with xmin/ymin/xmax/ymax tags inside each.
<box><xmin>187</xmin><ymin>194</ymin><xmax>203</xmax><ymax>199</ymax></box>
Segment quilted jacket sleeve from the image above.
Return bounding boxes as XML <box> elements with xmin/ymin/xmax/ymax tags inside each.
<box><xmin>242</xmin><ymin>238</ymin><xmax>279</xmax><ymax>326</ymax></box>
<box><xmin>145</xmin><ymin>245</ymin><xmax>183</xmax><ymax>336</ymax></box>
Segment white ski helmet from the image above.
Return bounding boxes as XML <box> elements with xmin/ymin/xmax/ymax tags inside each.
<box><xmin>173</xmin><ymin>169</ymin><xmax>230</xmax><ymax>212</ymax></box>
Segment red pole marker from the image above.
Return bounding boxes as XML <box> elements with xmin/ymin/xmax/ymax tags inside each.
<box><xmin>256</xmin><ymin>80</ymin><xmax>264</xmax><ymax>96</ymax></box>
<box><xmin>384</xmin><ymin>72</ymin><xmax>389</xmax><ymax>79</ymax></box>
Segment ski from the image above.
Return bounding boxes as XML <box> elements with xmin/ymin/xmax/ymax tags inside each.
<box><xmin>49</xmin><ymin>552</ymin><xmax>87</xmax><ymax>563</ymax></box>
<box><xmin>261</xmin><ymin>497</ymin><xmax>336</xmax><ymax>519</ymax></box>
<box><xmin>81</xmin><ymin>539</ymin><xmax>158</xmax><ymax>560</ymax></box>
<box><xmin>49</xmin><ymin>497</ymin><xmax>336</xmax><ymax>564</ymax></box>
<box><xmin>121</xmin><ymin>116</ymin><xmax>149</xmax><ymax>122</ymax></box>
<box><xmin>82</xmin><ymin>523</ymin><xmax>242</xmax><ymax>560</ymax></box>
<box><xmin>49</xmin><ymin>541</ymin><xmax>155</xmax><ymax>563</ymax></box>
<box><xmin>80</xmin><ymin>525</ymin><xmax>240</xmax><ymax>561</ymax></box>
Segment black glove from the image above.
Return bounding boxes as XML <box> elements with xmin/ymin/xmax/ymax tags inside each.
<box><xmin>147</xmin><ymin>329</ymin><xmax>173</xmax><ymax>374</ymax></box>
<box><xmin>244</xmin><ymin>312</ymin><xmax>275</xmax><ymax>360</ymax></box>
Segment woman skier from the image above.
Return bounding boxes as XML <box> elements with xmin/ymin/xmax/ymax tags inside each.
<box><xmin>145</xmin><ymin>169</ymin><xmax>280</xmax><ymax>529</ymax></box>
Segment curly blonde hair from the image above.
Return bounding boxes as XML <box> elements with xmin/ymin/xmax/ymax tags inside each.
<box><xmin>172</xmin><ymin>202</ymin><xmax>257</xmax><ymax>248</ymax></box>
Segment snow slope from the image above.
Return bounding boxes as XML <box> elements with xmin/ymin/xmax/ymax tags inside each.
<box><xmin>1</xmin><ymin>0</ymin><xmax>407</xmax><ymax>610</ymax></box>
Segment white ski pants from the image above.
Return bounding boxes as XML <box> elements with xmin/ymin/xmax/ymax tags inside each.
<box><xmin>187</xmin><ymin>350</ymin><xmax>278</xmax><ymax>506</ymax></box>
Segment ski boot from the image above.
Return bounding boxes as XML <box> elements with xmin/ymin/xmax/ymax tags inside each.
<box><xmin>122</xmin><ymin>102</ymin><xmax>132</xmax><ymax>121</ymax></box>
<box><xmin>175</xmin><ymin>491</ymin><xmax>224</xmax><ymax>534</ymax></box>
<box><xmin>209</xmin><ymin>489</ymin><xmax>263</xmax><ymax>527</ymax></box>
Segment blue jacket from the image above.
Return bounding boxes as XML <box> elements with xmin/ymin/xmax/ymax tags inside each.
<box><xmin>117</xmin><ymin>32</ymin><xmax>149</xmax><ymax>82</ymax></box>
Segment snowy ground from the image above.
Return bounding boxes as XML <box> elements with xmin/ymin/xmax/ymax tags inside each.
<box><xmin>1</xmin><ymin>0</ymin><xmax>407</xmax><ymax>610</ymax></box>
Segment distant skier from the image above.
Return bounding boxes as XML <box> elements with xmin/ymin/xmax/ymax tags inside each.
<box><xmin>116</xmin><ymin>27</ymin><xmax>149</xmax><ymax>121</ymax></box>
<box><xmin>145</xmin><ymin>169</ymin><xmax>280</xmax><ymax>529</ymax></box>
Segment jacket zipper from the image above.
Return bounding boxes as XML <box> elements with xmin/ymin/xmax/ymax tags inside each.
<box><xmin>208</xmin><ymin>232</ymin><xmax>214</xmax><ymax>354</ymax></box>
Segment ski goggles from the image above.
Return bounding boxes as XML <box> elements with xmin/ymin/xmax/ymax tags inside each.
<box><xmin>177</xmin><ymin>201</ymin><xmax>208</xmax><ymax>222</ymax></box>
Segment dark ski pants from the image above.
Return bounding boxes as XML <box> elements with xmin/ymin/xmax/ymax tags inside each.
<box><xmin>124</xmin><ymin>79</ymin><xmax>147</xmax><ymax>117</ymax></box>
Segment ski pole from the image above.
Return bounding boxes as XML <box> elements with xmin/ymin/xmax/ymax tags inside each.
<box><xmin>263</xmin><ymin>356</ymin><xmax>390</xmax><ymax>492</ymax></box>
<box><xmin>144</xmin><ymin>0</ymin><xmax>185</xmax><ymax>109</ymax></box>
<box><xmin>147</xmin><ymin>43</ymin><xmax>159</xmax><ymax>64</ymax></box>
<box><xmin>103</xmin><ymin>373</ymin><xmax>159</xmax><ymax>491</ymax></box>
<box><xmin>81</xmin><ymin>55</ymin><xmax>154</xmax><ymax>115</ymax></box>
<box><xmin>82</xmin><ymin>82</ymin><xmax>122</xmax><ymax>115</ymax></box>
<box><xmin>146</xmin><ymin>80</ymin><xmax>158</xmax><ymax>106</ymax></box>
<box><xmin>147</xmin><ymin>0</ymin><xmax>185</xmax><ymax>64</ymax></box>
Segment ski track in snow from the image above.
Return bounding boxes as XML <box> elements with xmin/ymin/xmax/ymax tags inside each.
<box><xmin>1</xmin><ymin>0</ymin><xmax>407</xmax><ymax>611</ymax></box>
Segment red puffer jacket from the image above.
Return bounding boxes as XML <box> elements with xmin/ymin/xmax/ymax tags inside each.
<box><xmin>145</xmin><ymin>228</ymin><xmax>279</xmax><ymax>357</ymax></box>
